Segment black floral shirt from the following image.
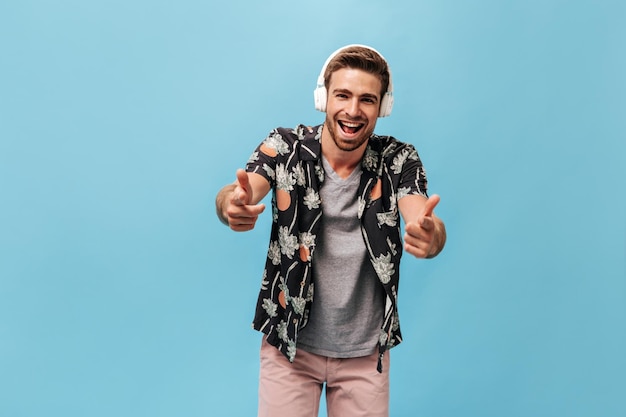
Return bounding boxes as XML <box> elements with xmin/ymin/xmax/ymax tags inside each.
<box><xmin>245</xmin><ymin>124</ymin><xmax>428</xmax><ymax>372</ymax></box>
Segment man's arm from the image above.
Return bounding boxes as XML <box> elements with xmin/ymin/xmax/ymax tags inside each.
<box><xmin>216</xmin><ymin>169</ymin><xmax>271</xmax><ymax>232</ymax></box>
<box><xmin>398</xmin><ymin>194</ymin><xmax>446</xmax><ymax>258</ymax></box>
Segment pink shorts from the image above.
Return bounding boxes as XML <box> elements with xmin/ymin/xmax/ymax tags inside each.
<box><xmin>258</xmin><ymin>339</ymin><xmax>390</xmax><ymax>417</ymax></box>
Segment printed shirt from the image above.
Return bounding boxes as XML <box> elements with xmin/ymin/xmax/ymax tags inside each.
<box><xmin>245</xmin><ymin>124</ymin><xmax>428</xmax><ymax>372</ymax></box>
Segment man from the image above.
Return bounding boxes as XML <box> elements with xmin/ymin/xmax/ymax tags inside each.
<box><xmin>215</xmin><ymin>44</ymin><xmax>446</xmax><ymax>417</ymax></box>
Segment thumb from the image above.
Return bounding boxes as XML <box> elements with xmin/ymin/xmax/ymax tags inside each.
<box><xmin>235</xmin><ymin>168</ymin><xmax>250</xmax><ymax>190</ymax></box>
<box><xmin>421</xmin><ymin>194</ymin><xmax>440</xmax><ymax>217</ymax></box>
<box><xmin>233</xmin><ymin>169</ymin><xmax>252</xmax><ymax>205</ymax></box>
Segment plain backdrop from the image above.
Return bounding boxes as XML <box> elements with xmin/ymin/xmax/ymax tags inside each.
<box><xmin>1</xmin><ymin>1</ymin><xmax>624</xmax><ymax>416</ymax></box>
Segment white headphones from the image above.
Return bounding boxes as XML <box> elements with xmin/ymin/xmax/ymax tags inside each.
<box><xmin>313</xmin><ymin>44</ymin><xmax>394</xmax><ymax>118</ymax></box>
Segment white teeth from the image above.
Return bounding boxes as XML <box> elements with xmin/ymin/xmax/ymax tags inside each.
<box><xmin>341</xmin><ymin>121</ymin><xmax>362</xmax><ymax>127</ymax></box>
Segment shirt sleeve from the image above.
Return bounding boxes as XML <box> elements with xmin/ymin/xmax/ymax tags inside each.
<box><xmin>244</xmin><ymin>128</ymin><xmax>290</xmax><ymax>188</ymax></box>
<box><xmin>397</xmin><ymin>143</ymin><xmax>428</xmax><ymax>198</ymax></box>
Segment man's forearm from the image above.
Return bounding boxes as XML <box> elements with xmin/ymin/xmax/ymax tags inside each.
<box><xmin>215</xmin><ymin>184</ymin><xmax>236</xmax><ymax>226</ymax></box>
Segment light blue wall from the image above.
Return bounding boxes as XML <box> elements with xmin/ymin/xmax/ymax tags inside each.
<box><xmin>1</xmin><ymin>1</ymin><xmax>624</xmax><ymax>416</ymax></box>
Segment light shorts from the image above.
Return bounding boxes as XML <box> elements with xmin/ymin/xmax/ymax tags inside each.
<box><xmin>258</xmin><ymin>339</ymin><xmax>390</xmax><ymax>417</ymax></box>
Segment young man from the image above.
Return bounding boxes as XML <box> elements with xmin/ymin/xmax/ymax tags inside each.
<box><xmin>216</xmin><ymin>45</ymin><xmax>446</xmax><ymax>417</ymax></box>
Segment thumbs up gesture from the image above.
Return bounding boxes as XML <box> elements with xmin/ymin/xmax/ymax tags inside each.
<box><xmin>217</xmin><ymin>169</ymin><xmax>267</xmax><ymax>232</ymax></box>
<box><xmin>403</xmin><ymin>194</ymin><xmax>445</xmax><ymax>258</ymax></box>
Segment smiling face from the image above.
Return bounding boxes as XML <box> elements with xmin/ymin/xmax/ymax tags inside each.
<box><xmin>322</xmin><ymin>67</ymin><xmax>382</xmax><ymax>154</ymax></box>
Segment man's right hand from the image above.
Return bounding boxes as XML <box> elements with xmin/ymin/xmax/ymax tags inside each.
<box><xmin>224</xmin><ymin>169</ymin><xmax>266</xmax><ymax>232</ymax></box>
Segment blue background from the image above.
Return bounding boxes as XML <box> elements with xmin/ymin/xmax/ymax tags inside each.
<box><xmin>1</xmin><ymin>1</ymin><xmax>624</xmax><ymax>416</ymax></box>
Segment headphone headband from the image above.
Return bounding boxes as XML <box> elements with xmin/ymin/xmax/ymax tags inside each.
<box><xmin>313</xmin><ymin>44</ymin><xmax>394</xmax><ymax>118</ymax></box>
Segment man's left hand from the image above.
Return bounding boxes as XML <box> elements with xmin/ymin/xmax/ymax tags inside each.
<box><xmin>404</xmin><ymin>195</ymin><xmax>441</xmax><ymax>258</ymax></box>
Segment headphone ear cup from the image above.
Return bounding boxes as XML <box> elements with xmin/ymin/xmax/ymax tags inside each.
<box><xmin>314</xmin><ymin>86</ymin><xmax>327</xmax><ymax>112</ymax></box>
<box><xmin>379</xmin><ymin>92</ymin><xmax>393</xmax><ymax>117</ymax></box>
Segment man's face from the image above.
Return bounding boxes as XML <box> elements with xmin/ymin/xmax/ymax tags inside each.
<box><xmin>323</xmin><ymin>68</ymin><xmax>382</xmax><ymax>153</ymax></box>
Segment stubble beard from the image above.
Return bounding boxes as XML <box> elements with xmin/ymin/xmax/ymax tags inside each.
<box><xmin>324</xmin><ymin>114</ymin><xmax>374</xmax><ymax>153</ymax></box>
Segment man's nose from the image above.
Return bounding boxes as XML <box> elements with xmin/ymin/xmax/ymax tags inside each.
<box><xmin>346</xmin><ymin>98</ymin><xmax>360</xmax><ymax>116</ymax></box>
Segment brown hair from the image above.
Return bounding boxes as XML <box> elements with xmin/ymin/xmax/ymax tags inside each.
<box><xmin>324</xmin><ymin>46</ymin><xmax>390</xmax><ymax>99</ymax></box>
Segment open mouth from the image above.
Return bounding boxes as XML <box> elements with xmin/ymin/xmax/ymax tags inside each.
<box><xmin>338</xmin><ymin>120</ymin><xmax>365</xmax><ymax>135</ymax></box>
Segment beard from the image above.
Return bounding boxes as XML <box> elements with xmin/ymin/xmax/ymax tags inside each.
<box><xmin>324</xmin><ymin>113</ymin><xmax>374</xmax><ymax>152</ymax></box>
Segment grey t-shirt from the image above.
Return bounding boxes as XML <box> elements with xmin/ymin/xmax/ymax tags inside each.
<box><xmin>297</xmin><ymin>156</ymin><xmax>386</xmax><ymax>358</ymax></box>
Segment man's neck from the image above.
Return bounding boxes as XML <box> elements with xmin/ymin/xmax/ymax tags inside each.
<box><xmin>320</xmin><ymin>128</ymin><xmax>368</xmax><ymax>179</ymax></box>
<box><xmin>323</xmin><ymin>154</ymin><xmax>361</xmax><ymax>179</ymax></box>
